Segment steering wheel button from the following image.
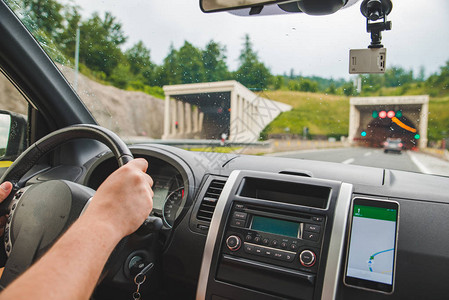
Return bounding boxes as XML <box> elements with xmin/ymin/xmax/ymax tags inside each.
<box><xmin>11</xmin><ymin>203</ymin><xmax>16</xmax><ymax>210</ymax></box>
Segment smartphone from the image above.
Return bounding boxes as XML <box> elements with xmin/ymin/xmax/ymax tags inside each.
<box><xmin>344</xmin><ymin>197</ymin><xmax>399</xmax><ymax>294</ymax></box>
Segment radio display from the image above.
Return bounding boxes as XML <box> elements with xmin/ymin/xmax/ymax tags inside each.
<box><xmin>250</xmin><ymin>216</ymin><xmax>300</xmax><ymax>238</ymax></box>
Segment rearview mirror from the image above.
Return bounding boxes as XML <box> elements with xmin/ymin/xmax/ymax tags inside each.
<box><xmin>200</xmin><ymin>0</ymin><xmax>355</xmax><ymax>15</ymax></box>
<box><xmin>200</xmin><ymin>0</ymin><xmax>282</xmax><ymax>13</ymax></box>
<box><xmin>0</xmin><ymin>110</ymin><xmax>27</xmax><ymax>163</ymax></box>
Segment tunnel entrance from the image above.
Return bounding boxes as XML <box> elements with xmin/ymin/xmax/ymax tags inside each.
<box><xmin>349</xmin><ymin>96</ymin><xmax>429</xmax><ymax>149</ymax></box>
<box><xmin>360</xmin><ymin>115</ymin><xmax>419</xmax><ymax>149</ymax></box>
<box><xmin>174</xmin><ymin>92</ymin><xmax>230</xmax><ymax>139</ymax></box>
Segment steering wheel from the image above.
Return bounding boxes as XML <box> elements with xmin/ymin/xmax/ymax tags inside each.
<box><xmin>0</xmin><ymin>124</ymin><xmax>134</xmax><ymax>289</ymax></box>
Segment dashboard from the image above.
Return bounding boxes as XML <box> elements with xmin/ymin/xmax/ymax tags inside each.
<box><xmin>23</xmin><ymin>142</ymin><xmax>449</xmax><ymax>300</ymax></box>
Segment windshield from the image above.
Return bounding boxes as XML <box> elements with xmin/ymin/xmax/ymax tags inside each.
<box><xmin>4</xmin><ymin>0</ymin><xmax>449</xmax><ymax>176</ymax></box>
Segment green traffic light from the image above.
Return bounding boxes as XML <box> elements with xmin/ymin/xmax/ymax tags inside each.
<box><xmin>372</xmin><ymin>111</ymin><xmax>378</xmax><ymax>118</ymax></box>
<box><xmin>414</xmin><ymin>134</ymin><xmax>420</xmax><ymax>139</ymax></box>
<box><xmin>396</xmin><ymin>110</ymin><xmax>403</xmax><ymax>118</ymax></box>
<box><xmin>361</xmin><ymin>131</ymin><xmax>367</xmax><ymax>137</ymax></box>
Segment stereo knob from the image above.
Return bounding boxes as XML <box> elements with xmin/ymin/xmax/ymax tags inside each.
<box><xmin>299</xmin><ymin>250</ymin><xmax>316</xmax><ymax>267</ymax></box>
<box><xmin>226</xmin><ymin>235</ymin><xmax>241</xmax><ymax>251</ymax></box>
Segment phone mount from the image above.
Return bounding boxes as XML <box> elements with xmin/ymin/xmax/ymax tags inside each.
<box><xmin>360</xmin><ymin>0</ymin><xmax>392</xmax><ymax>48</ymax></box>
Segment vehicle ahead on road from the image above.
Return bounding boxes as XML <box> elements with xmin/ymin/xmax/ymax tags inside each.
<box><xmin>383</xmin><ymin>138</ymin><xmax>403</xmax><ymax>154</ymax></box>
<box><xmin>1</xmin><ymin>0</ymin><xmax>449</xmax><ymax>300</ymax></box>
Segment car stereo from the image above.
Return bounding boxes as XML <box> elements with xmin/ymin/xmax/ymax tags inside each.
<box><xmin>221</xmin><ymin>202</ymin><xmax>325</xmax><ymax>274</ymax></box>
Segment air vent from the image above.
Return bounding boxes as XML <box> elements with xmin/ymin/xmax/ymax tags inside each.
<box><xmin>197</xmin><ymin>180</ymin><xmax>226</xmax><ymax>223</ymax></box>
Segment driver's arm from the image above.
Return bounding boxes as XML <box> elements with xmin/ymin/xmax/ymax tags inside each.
<box><xmin>0</xmin><ymin>158</ymin><xmax>154</xmax><ymax>300</ymax></box>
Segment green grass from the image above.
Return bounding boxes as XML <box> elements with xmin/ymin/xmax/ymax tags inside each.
<box><xmin>260</xmin><ymin>91</ymin><xmax>349</xmax><ymax>138</ymax></box>
<box><xmin>259</xmin><ymin>90</ymin><xmax>449</xmax><ymax>142</ymax></box>
<box><xmin>428</xmin><ymin>96</ymin><xmax>449</xmax><ymax>141</ymax></box>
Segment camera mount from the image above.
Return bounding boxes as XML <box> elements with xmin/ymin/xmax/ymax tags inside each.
<box><xmin>360</xmin><ymin>0</ymin><xmax>393</xmax><ymax>48</ymax></box>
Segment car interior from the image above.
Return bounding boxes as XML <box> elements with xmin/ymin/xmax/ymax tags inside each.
<box><xmin>1</xmin><ymin>0</ymin><xmax>449</xmax><ymax>299</ymax></box>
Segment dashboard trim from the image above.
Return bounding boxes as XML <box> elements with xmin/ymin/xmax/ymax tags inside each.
<box><xmin>196</xmin><ymin>170</ymin><xmax>241</xmax><ymax>300</ymax></box>
<box><xmin>321</xmin><ymin>182</ymin><xmax>353</xmax><ymax>300</ymax></box>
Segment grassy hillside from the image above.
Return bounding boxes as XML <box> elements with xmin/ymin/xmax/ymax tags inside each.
<box><xmin>260</xmin><ymin>91</ymin><xmax>349</xmax><ymax>139</ymax></box>
<box><xmin>428</xmin><ymin>97</ymin><xmax>449</xmax><ymax>141</ymax></box>
<box><xmin>260</xmin><ymin>91</ymin><xmax>449</xmax><ymax>142</ymax></box>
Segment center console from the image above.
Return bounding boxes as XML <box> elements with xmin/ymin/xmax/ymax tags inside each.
<box><xmin>196</xmin><ymin>170</ymin><xmax>353</xmax><ymax>300</ymax></box>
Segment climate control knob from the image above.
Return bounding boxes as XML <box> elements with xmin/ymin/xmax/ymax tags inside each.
<box><xmin>226</xmin><ymin>235</ymin><xmax>241</xmax><ymax>251</ymax></box>
<box><xmin>299</xmin><ymin>250</ymin><xmax>316</xmax><ymax>267</ymax></box>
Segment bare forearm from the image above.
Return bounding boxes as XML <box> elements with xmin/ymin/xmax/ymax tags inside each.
<box><xmin>0</xmin><ymin>214</ymin><xmax>122</xmax><ymax>300</ymax></box>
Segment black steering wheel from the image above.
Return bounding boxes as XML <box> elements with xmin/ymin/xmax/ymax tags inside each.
<box><xmin>0</xmin><ymin>124</ymin><xmax>134</xmax><ymax>289</ymax></box>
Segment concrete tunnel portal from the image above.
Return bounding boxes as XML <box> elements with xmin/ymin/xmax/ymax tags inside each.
<box><xmin>171</xmin><ymin>92</ymin><xmax>231</xmax><ymax>140</ymax></box>
<box><xmin>349</xmin><ymin>96</ymin><xmax>429</xmax><ymax>149</ymax></box>
<box><xmin>162</xmin><ymin>81</ymin><xmax>291</xmax><ymax>142</ymax></box>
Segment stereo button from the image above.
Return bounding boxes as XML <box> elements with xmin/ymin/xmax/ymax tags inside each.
<box><xmin>273</xmin><ymin>251</ymin><xmax>285</xmax><ymax>260</ymax></box>
<box><xmin>312</xmin><ymin>216</ymin><xmax>324</xmax><ymax>222</ymax></box>
<box><xmin>244</xmin><ymin>243</ymin><xmax>255</xmax><ymax>253</ymax></box>
<box><xmin>271</xmin><ymin>240</ymin><xmax>279</xmax><ymax>247</ymax></box>
<box><xmin>285</xmin><ymin>253</ymin><xmax>295</xmax><ymax>262</ymax></box>
<box><xmin>226</xmin><ymin>235</ymin><xmax>241</xmax><ymax>251</ymax></box>
<box><xmin>299</xmin><ymin>250</ymin><xmax>316</xmax><ymax>267</ymax></box>
<box><xmin>233</xmin><ymin>212</ymin><xmax>247</xmax><ymax>220</ymax></box>
<box><xmin>290</xmin><ymin>243</ymin><xmax>298</xmax><ymax>251</ymax></box>
<box><xmin>254</xmin><ymin>236</ymin><xmax>261</xmax><ymax>243</ymax></box>
<box><xmin>262</xmin><ymin>238</ymin><xmax>269</xmax><ymax>245</ymax></box>
<box><xmin>254</xmin><ymin>246</ymin><xmax>264</xmax><ymax>255</ymax></box>
<box><xmin>305</xmin><ymin>224</ymin><xmax>321</xmax><ymax>233</ymax></box>
<box><xmin>263</xmin><ymin>249</ymin><xmax>274</xmax><ymax>257</ymax></box>
<box><xmin>303</xmin><ymin>232</ymin><xmax>319</xmax><ymax>242</ymax></box>
<box><xmin>231</xmin><ymin>218</ymin><xmax>245</xmax><ymax>227</ymax></box>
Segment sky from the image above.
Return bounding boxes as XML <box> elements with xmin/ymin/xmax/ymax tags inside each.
<box><xmin>70</xmin><ymin>0</ymin><xmax>449</xmax><ymax>80</ymax></box>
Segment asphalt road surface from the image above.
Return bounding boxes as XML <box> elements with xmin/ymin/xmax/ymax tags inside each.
<box><xmin>269</xmin><ymin>147</ymin><xmax>449</xmax><ymax>177</ymax></box>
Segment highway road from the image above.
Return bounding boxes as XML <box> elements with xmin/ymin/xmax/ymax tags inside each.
<box><xmin>269</xmin><ymin>147</ymin><xmax>449</xmax><ymax>177</ymax></box>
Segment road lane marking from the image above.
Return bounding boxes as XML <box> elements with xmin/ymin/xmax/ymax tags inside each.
<box><xmin>364</xmin><ymin>152</ymin><xmax>372</xmax><ymax>157</ymax></box>
<box><xmin>407</xmin><ymin>151</ymin><xmax>431</xmax><ymax>174</ymax></box>
<box><xmin>342</xmin><ymin>158</ymin><xmax>355</xmax><ymax>164</ymax></box>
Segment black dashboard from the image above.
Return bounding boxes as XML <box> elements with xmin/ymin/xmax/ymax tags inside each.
<box><xmin>25</xmin><ymin>142</ymin><xmax>449</xmax><ymax>299</ymax></box>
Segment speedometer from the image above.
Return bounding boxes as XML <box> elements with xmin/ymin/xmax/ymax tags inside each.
<box><xmin>162</xmin><ymin>187</ymin><xmax>184</xmax><ymax>228</ymax></box>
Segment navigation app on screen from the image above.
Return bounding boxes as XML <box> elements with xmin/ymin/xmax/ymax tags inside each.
<box><xmin>347</xmin><ymin>205</ymin><xmax>397</xmax><ymax>284</ymax></box>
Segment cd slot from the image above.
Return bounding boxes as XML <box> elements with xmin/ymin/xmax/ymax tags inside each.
<box><xmin>239</xmin><ymin>177</ymin><xmax>330</xmax><ymax>209</ymax></box>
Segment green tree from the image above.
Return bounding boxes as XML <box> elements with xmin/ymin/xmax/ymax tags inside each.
<box><xmin>384</xmin><ymin>66</ymin><xmax>414</xmax><ymax>87</ymax></box>
<box><xmin>178</xmin><ymin>41</ymin><xmax>205</xmax><ymax>84</ymax></box>
<box><xmin>79</xmin><ymin>12</ymin><xmax>127</xmax><ymax>76</ymax></box>
<box><xmin>202</xmin><ymin>40</ymin><xmax>229</xmax><ymax>82</ymax></box>
<box><xmin>299</xmin><ymin>79</ymin><xmax>318</xmax><ymax>92</ymax></box>
<box><xmin>125</xmin><ymin>41</ymin><xmax>153</xmax><ymax>75</ymax></box>
<box><xmin>273</xmin><ymin>75</ymin><xmax>284</xmax><ymax>90</ymax></box>
<box><xmin>158</xmin><ymin>44</ymin><xmax>182</xmax><ymax>85</ymax></box>
<box><xmin>16</xmin><ymin>0</ymin><xmax>64</xmax><ymax>41</ymax></box>
<box><xmin>235</xmin><ymin>34</ymin><xmax>272</xmax><ymax>89</ymax></box>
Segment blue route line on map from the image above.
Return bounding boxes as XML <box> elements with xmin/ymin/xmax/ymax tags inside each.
<box><xmin>368</xmin><ymin>248</ymin><xmax>394</xmax><ymax>272</ymax></box>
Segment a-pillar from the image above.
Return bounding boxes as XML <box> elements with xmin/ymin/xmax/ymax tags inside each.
<box><xmin>419</xmin><ymin>100</ymin><xmax>429</xmax><ymax>149</ymax></box>
<box><xmin>163</xmin><ymin>94</ymin><xmax>171</xmax><ymax>139</ymax></box>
